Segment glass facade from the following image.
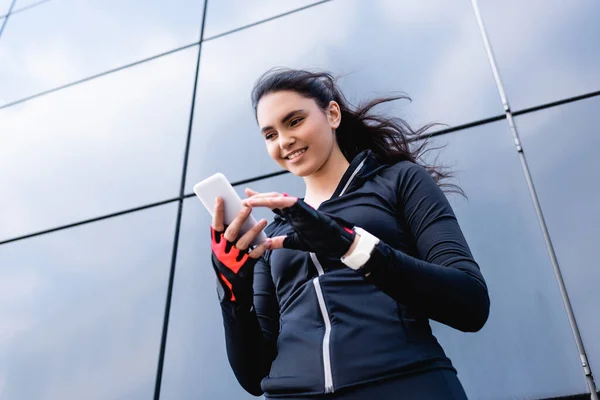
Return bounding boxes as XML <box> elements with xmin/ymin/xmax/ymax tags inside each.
<box><xmin>0</xmin><ymin>1</ymin><xmax>597</xmax><ymax>399</ymax></box>
<box><xmin>516</xmin><ymin>96</ymin><xmax>600</xmax><ymax>380</ymax></box>
<box><xmin>477</xmin><ymin>0</ymin><xmax>600</xmax><ymax>111</ymax></box>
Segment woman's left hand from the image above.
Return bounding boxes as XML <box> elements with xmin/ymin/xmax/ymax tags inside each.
<box><xmin>243</xmin><ymin>188</ymin><xmax>357</xmax><ymax>257</ymax></box>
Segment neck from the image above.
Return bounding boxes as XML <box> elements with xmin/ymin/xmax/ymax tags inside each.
<box><xmin>303</xmin><ymin>146</ymin><xmax>350</xmax><ymax>206</ymax></box>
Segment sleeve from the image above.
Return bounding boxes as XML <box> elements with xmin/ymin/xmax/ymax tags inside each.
<box><xmin>363</xmin><ymin>162</ymin><xmax>490</xmax><ymax>332</ymax></box>
<box><xmin>220</xmin><ymin>254</ymin><xmax>280</xmax><ymax>396</ymax></box>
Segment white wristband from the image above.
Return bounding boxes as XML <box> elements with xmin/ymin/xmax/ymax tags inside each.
<box><xmin>341</xmin><ymin>227</ymin><xmax>380</xmax><ymax>270</ymax></box>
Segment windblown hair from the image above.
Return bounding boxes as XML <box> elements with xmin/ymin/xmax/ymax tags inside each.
<box><xmin>251</xmin><ymin>68</ymin><xmax>463</xmax><ymax>196</ymax></box>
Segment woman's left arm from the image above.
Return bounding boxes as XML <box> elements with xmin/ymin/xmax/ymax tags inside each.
<box><xmin>363</xmin><ymin>162</ymin><xmax>490</xmax><ymax>332</ymax></box>
<box><xmin>243</xmin><ymin>168</ymin><xmax>490</xmax><ymax>333</ymax></box>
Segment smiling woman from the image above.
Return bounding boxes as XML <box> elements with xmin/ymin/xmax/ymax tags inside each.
<box><xmin>206</xmin><ymin>68</ymin><xmax>490</xmax><ymax>399</ymax></box>
<box><xmin>256</xmin><ymin>90</ymin><xmax>344</xmax><ymax>183</ymax></box>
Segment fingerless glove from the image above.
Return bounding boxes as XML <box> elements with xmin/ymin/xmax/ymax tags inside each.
<box><xmin>211</xmin><ymin>227</ymin><xmax>257</xmax><ymax>310</ymax></box>
<box><xmin>274</xmin><ymin>199</ymin><xmax>356</xmax><ymax>257</ymax></box>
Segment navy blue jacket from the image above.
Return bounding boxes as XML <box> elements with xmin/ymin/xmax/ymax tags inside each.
<box><xmin>218</xmin><ymin>150</ymin><xmax>490</xmax><ymax>397</ymax></box>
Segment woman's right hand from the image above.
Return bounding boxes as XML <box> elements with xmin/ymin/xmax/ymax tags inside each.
<box><xmin>210</xmin><ymin>197</ymin><xmax>271</xmax><ymax>309</ymax></box>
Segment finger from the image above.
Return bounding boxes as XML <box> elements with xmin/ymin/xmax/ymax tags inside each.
<box><xmin>244</xmin><ymin>189</ymin><xmax>282</xmax><ymax>198</ymax></box>
<box><xmin>242</xmin><ymin>191</ymin><xmax>283</xmax><ymax>207</ymax></box>
<box><xmin>250</xmin><ymin>191</ymin><xmax>283</xmax><ymax>198</ymax></box>
<box><xmin>224</xmin><ymin>206</ymin><xmax>251</xmax><ymax>242</ymax></box>
<box><xmin>281</xmin><ymin>232</ymin><xmax>307</xmax><ymax>251</ymax></box>
<box><xmin>246</xmin><ymin>196</ymin><xmax>297</xmax><ymax>210</ymax></box>
<box><xmin>248</xmin><ymin>238</ymin><xmax>272</xmax><ymax>259</ymax></box>
<box><xmin>211</xmin><ymin>197</ymin><xmax>225</xmax><ymax>231</ymax></box>
<box><xmin>267</xmin><ymin>235</ymin><xmax>287</xmax><ymax>250</ymax></box>
<box><xmin>236</xmin><ymin>218</ymin><xmax>268</xmax><ymax>250</ymax></box>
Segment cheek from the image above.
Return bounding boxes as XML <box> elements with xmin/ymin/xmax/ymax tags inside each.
<box><xmin>266</xmin><ymin>141</ymin><xmax>280</xmax><ymax>160</ymax></box>
<box><xmin>307</xmin><ymin>120</ymin><xmax>334</xmax><ymax>148</ymax></box>
<box><xmin>302</xmin><ymin>119</ymin><xmax>328</xmax><ymax>143</ymax></box>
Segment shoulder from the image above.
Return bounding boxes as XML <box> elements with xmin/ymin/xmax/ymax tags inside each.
<box><xmin>385</xmin><ymin>159</ymin><xmax>429</xmax><ymax>175</ymax></box>
<box><xmin>380</xmin><ymin>160</ymin><xmax>434</xmax><ymax>191</ymax></box>
<box><xmin>380</xmin><ymin>160</ymin><xmax>452</xmax><ymax>215</ymax></box>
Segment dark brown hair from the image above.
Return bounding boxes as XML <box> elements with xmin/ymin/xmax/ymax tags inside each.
<box><xmin>251</xmin><ymin>68</ymin><xmax>463</xmax><ymax>196</ymax></box>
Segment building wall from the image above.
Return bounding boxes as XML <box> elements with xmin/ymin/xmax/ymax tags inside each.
<box><xmin>0</xmin><ymin>1</ymin><xmax>598</xmax><ymax>399</ymax></box>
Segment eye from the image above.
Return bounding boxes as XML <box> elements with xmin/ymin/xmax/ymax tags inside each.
<box><xmin>265</xmin><ymin>132</ymin><xmax>277</xmax><ymax>141</ymax></box>
<box><xmin>290</xmin><ymin>117</ymin><xmax>303</xmax><ymax>127</ymax></box>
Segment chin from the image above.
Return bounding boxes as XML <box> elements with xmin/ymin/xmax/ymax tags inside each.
<box><xmin>285</xmin><ymin>166</ymin><xmax>306</xmax><ymax>177</ymax></box>
<box><xmin>289</xmin><ymin>162</ymin><xmax>320</xmax><ymax>177</ymax></box>
<box><xmin>292</xmin><ymin>169</ymin><xmax>312</xmax><ymax>177</ymax></box>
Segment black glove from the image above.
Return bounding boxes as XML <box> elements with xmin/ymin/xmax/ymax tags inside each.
<box><xmin>210</xmin><ymin>227</ymin><xmax>256</xmax><ymax>310</ymax></box>
<box><xmin>274</xmin><ymin>199</ymin><xmax>356</xmax><ymax>257</ymax></box>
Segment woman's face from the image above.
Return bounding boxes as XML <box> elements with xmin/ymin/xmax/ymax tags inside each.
<box><xmin>256</xmin><ymin>90</ymin><xmax>341</xmax><ymax>177</ymax></box>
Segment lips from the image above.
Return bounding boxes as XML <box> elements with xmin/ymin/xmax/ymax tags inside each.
<box><xmin>285</xmin><ymin>147</ymin><xmax>307</xmax><ymax>160</ymax></box>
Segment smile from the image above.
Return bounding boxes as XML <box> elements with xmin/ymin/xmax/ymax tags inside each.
<box><xmin>285</xmin><ymin>148</ymin><xmax>307</xmax><ymax>160</ymax></box>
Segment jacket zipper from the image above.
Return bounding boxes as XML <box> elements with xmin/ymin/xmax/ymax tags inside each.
<box><xmin>338</xmin><ymin>158</ymin><xmax>366</xmax><ymax>197</ymax></box>
<box><xmin>310</xmin><ymin>253</ymin><xmax>334</xmax><ymax>394</ymax></box>
<box><xmin>308</xmin><ymin>158</ymin><xmax>365</xmax><ymax>394</ymax></box>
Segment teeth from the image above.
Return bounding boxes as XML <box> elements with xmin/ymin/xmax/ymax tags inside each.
<box><xmin>287</xmin><ymin>148</ymin><xmax>306</xmax><ymax>160</ymax></box>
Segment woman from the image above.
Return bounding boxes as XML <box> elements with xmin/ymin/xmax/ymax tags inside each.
<box><xmin>209</xmin><ymin>68</ymin><xmax>490</xmax><ymax>399</ymax></box>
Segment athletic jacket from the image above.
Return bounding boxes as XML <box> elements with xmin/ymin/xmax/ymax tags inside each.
<box><xmin>218</xmin><ymin>149</ymin><xmax>490</xmax><ymax>398</ymax></box>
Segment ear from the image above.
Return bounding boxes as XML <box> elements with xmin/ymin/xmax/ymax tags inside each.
<box><xmin>327</xmin><ymin>100</ymin><xmax>342</xmax><ymax>129</ymax></box>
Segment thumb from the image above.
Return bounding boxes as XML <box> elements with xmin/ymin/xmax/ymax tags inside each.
<box><xmin>267</xmin><ymin>235</ymin><xmax>287</xmax><ymax>250</ymax></box>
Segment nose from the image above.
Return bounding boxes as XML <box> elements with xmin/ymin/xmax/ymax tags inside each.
<box><xmin>278</xmin><ymin>131</ymin><xmax>296</xmax><ymax>151</ymax></box>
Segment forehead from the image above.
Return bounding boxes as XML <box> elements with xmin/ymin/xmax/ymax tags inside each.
<box><xmin>256</xmin><ymin>91</ymin><xmax>316</xmax><ymax>126</ymax></box>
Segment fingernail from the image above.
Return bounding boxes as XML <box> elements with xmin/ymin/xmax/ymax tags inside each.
<box><xmin>282</xmin><ymin>192</ymin><xmax>288</xmax><ymax>197</ymax></box>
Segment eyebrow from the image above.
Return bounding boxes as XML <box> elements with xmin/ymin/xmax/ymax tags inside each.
<box><xmin>261</xmin><ymin>109</ymin><xmax>305</xmax><ymax>135</ymax></box>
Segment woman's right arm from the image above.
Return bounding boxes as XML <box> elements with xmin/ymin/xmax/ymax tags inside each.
<box><xmin>210</xmin><ymin>196</ymin><xmax>278</xmax><ymax>396</ymax></box>
<box><xmin>220</xmin><ymin>254</ymin><xmax>279</xmax><ymax>396</ymax></box>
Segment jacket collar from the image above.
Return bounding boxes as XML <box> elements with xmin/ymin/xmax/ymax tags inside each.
<box><xmin>330</xmin><ymin>149</ymin><xmax>385</xmax><ymax>198</ymax></box>
<box><xmin>273</xmin><ymin>149</ymin><xmax>386</xmax><ymax>223</ymax></box>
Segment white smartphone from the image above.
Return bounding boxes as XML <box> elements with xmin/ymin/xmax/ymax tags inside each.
<box><xmin>193</xmin><ymin>172</ymin><xmax>267</xmax><ymax>247</ymax></box>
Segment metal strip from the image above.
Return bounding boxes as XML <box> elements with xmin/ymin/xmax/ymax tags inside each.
<box><xmin>0</xmin><ymin>0</ymin><xmax>16</xmax><ymax>38</ymax></box>
<box><xmin>470</xmin><ymin>0</ymin><xmax>510</xmax><ymax>112</ymax></box>
<box><xmin>152</xmin><ymin>1</ymin><xmax>209</xmax><ymax>399</ymax></box>
<box><xmin>470</xmin><ymin>1</ymin><xmax>598</xmax><ymax>398</ymax></box>
<box><xmin>0</xmin><ymin>0</ymin><xmax>50</xmax><ymax>19</ymax></box>
<box><xmin>0</xmin><ymin>1</ymin><xmax>333</xmax><ymax>111</ymax></box>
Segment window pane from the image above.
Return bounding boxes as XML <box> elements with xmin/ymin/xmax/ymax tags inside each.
<box><xmin>0</xmin><ymin>47</ymin><xmax>198</xmax><ymax>241</ymax></box>
<box><xmin>160</xmin><ymin>174</ymin><xmax>304</xmax><ymax>399</ymax></box>
<box><xmin>517</xmin><ymin>96</ymin><xmax>600</xmax><ymax>378</ymax></box>
<box><xmin>0</xmin><ymin>0</ymin><xmax>11</xmax><ymax>15</ymax></box>
<box><xmin>204</xmin><ymin>0</ymin><xmax>320</xmax><ymax>38</ymax></box>
<box><xmin>478</xmin><ymin>0</ymin><xmax>600</xmax><ymax>110</ymax></box>
<box><xmin>426</xmin><ymin>121</ymin><xmax>587</xmax><ymax>399</ymax></box>
<box><xmin>0</xmin><ymin>0</ymin><xmax>204</xmax><ymax>104</ymax></box>
<box><xmin>13</xmin><ymin>0</ymin><xmax>44</xmax><ymax>11</ymax></box>
<box><xmin>168</xmin><ymin>126</ymin><xmax>588</xmax><ymax>399</ymax></box>
<box><xmin>0</xmin><ymin>204</ymin><xmax>176</xmax><ymax>400</ymax></box>
<box><xmin>185</xmin><ymin>0</ymin><xmax>501</xmax><ymax>190</ymax></box>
